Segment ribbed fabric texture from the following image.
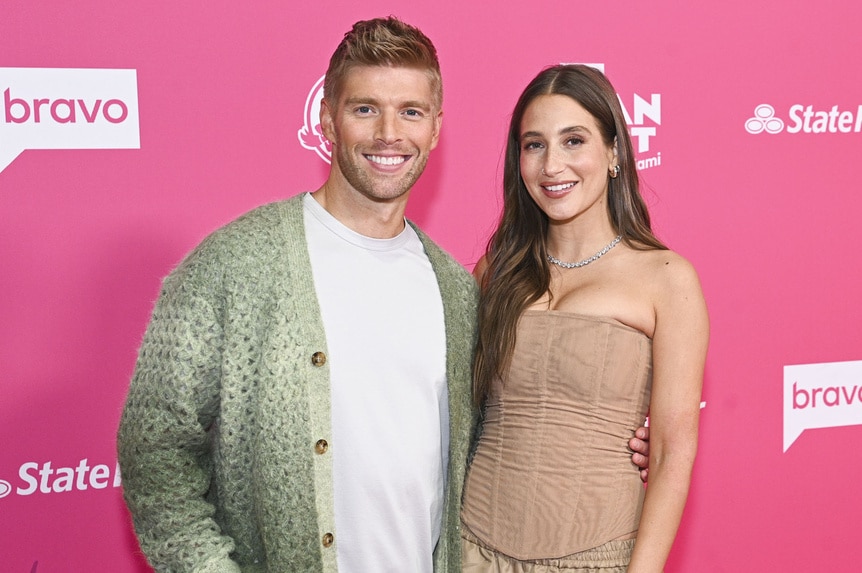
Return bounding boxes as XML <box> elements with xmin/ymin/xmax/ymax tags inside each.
<box><xmin>462</xmin><ymin>311</ymin><xmax>652</xmax><ymax>561</ymax></box>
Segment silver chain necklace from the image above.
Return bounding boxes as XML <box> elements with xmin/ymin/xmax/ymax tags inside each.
<box><xmin>547</xmin><ymin>235</ymin><xmax>622</xmax><ymax>269</ymax></box>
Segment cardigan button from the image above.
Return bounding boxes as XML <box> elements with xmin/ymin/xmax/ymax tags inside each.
<box><xmin>311</xmin><ymin>351</ymin><xmax>326</xmax><ymax>366</ymax></box>
<box><xmin>315</xmin><ymin>439</ymin><xmax>328</xmax><ymax>454</ymax></box>
<box><xmin>322</xmin><ymin>532</ymin><xmax>334</xmax><ymax>548</ymax></box>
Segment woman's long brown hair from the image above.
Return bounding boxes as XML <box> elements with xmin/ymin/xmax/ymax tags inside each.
<box><xmin>473</xmin><ymin>64</ymin><xmax>667</xmax><ymax>407</ymax></box>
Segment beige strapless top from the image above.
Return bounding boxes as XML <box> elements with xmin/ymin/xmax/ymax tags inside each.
<box><xmin>461</xmin><ymin>311</ymin><xmax>652</xmax><ymax>560</ymax></box>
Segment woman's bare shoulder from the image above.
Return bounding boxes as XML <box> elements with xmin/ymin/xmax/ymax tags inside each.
<box><xmin>634</xmin><ymin>248</ymin><xmax>701</xmax><ymax>289</ymax></box>
<box><xmin>631</xmin><ymin>249</ymin><xmax>707</xmax><ymax>327</ymax></box>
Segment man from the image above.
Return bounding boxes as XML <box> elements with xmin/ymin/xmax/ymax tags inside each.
<box><xmin>118</xmin><ymin>16</ymin><xmax>649</xmax><ymax>573</ymax></box>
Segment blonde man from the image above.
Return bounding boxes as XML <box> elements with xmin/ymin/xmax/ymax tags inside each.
<box><xmin>118</xmin><ymin>17</ymin><xmax>650</xmax><ymax>573</ymax></box>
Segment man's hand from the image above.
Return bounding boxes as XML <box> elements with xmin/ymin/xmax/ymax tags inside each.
<box><xmin>629</xmin><ymin>426</ymin><xmax>650</xmax><ymax>482</ymax></box>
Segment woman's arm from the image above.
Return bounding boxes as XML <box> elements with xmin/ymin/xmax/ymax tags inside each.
<box><xmin>627</xmin><ymin>253</ymin><xmax>709</xmax><ymax>573</ymax></box>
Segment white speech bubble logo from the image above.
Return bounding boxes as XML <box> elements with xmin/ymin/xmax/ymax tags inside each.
<box><xmin>783</xmin><ymin>359</ymin><xmax>862</xmax><ymax>452</ymax></box>
<box><xmin>0</xmin><ymin>67</ymin><xmax>140</xmax><ymax>173</ymax></box>
<box><xmin>0</xmin><ymin>479</ymin><xmax>11</xmax><ymax>499</ymax></box>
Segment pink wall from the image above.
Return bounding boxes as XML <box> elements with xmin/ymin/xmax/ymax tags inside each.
<box><xmin>2</xmin><ymin>1</ymin><xmax>861</xmax><ymax>570</ymax></box>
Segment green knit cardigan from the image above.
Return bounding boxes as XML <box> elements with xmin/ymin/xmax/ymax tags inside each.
<box><xmin>117</xmin><ymin>194</ymin><xmax>479</xmax><ymax>573</ymax></box>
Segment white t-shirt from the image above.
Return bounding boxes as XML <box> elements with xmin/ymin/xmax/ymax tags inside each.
<box><xmin>303</xmin><ymin>193</ymin><xmax>449</xmax><ymax>573</ymax></box>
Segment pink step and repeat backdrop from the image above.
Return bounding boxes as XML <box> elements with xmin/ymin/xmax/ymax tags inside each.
<box><xmin>2</xmin><ymin>1</ymin><xmax>861</xmax><ymax>571</ymax></box>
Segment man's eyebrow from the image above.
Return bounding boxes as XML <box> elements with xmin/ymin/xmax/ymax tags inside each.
<box><xmin>344</xmin><ymin>97</ymin><xmax>380</xmax><ymax>106</ymax></box>
<box><xmin>343</xmin><ymin>97</ymin><xmax>432</xmax><ymax>112</ymax></box>
<box><xmin>401</xmin><ymin>100</ymin><xmax>433</xmax><ymax>111</ymax></box>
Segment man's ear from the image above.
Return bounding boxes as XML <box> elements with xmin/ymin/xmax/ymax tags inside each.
<box><xmin>430</xmin><ymin>109</ymin><xmax>443</xmax><ymax>151</ymax></box>
<box><xmin>320</xmin><ymin>98</ymin><xmax>336</xmax><ymax>144</ymax></box>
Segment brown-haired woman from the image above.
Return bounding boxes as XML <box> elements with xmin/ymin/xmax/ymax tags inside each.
<box><xmin>461</xmin><ymin>64</ymin><xmax>709</xmax><ymax>573</ymax></box>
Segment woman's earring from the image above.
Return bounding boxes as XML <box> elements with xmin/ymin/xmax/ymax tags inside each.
<box><xmin>610</xmin><ymin>164</ymin><xmax>620</xmax><ymax>179</ymax></box>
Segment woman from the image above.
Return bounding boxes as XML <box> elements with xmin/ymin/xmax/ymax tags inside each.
<box><xmin>461</xmin><ymin>65</ymin><xmax>709</xmax><ymax>572</ymax></box>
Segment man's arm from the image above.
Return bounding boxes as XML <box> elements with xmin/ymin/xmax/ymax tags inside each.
<box><xmin>630</xmin><ymin>426</ymin><xmax>650</xmax><ymax>482</ymax></box>
<box><xmin>117</xmin><ymin>269</ymin><xmax>241</xmax><ymax>573</ymax></box>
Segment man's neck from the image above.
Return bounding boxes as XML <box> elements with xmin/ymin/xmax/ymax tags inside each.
<box><xmin>311</xmin><ymin>182</ymin><xmax>409</xmax><ymax>239</ymax></box>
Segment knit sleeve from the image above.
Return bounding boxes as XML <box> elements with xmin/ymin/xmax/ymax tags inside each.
<box><xmin>117</xmin><ymin>255</ymin><xmax>241</xmax><ymax>573</ymax></box>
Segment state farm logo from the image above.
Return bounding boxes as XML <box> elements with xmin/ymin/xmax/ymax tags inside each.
<box><xmin>745</xmin><ymin>104</ymin><xmax>784</xmax><ymax>134</ymax></box>
<box><xmin>0</xmin><ymin>458</ymin><xmax>122</xmax><ymax>498</ymax></box>
<box><xmin>0</xmin><ymin>67</ymin><xmax>140</xmax><ymax>174</ymax></box>
<box><xmin>746</xmin><ymin>102</ymin><xmax>862</xmax><ymax>135</ymax></box>
<box><xmin>297</xmin><ymin>74</ymin><xmax>331</xmax><ymax>164</ymax></box>
<box><xmin>784</xmin><ymin>359</ymin><xmax>862</xmax><ymax>452</ymax></box>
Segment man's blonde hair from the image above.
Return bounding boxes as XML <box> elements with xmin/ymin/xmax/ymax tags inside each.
<box><xmin>324</xmin><ymin>17</ymin><xmax>442</xmax><ymax>109</ymax></box>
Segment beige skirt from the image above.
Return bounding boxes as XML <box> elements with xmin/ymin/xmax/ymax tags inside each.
<box><xmin>461</xmin><ymin>528</ymin><xmax>634</xmax><ymax>573</ymax></box>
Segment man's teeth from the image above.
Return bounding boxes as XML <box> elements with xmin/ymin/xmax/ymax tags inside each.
<box><xmin>368</xmin><ymin>155</ymin><xmax>406</xmax><ymax>166</ymax></box>
<box><xmin>545</xmin><ymin>182</ymin><xmax>574</xmax><ymax>192</ymax></box>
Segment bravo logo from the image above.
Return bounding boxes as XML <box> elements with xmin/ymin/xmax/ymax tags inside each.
<box><xmin>0</xmin><ymin>458</ymin><xmax>122</xmax><ymax>498</ymax></box>
<box><xmin>746</xmin><ymin>102</ymin><xmax>862</xmax><ymax>135</ymax></box>
<box><xmin>0</xmin><ymin>67</ymin><xmax>140</xmax><ymax>174</ymax></box>
<box><xmin>783</xmin><ymin>359</ymin><xmax>862</xmax><ymax>452</ymax></box>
